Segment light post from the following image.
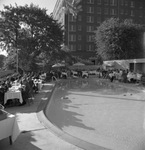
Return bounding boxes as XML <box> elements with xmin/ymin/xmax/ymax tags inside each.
<box><xmin>16</xmin><ymin>48</ymin><xmax>18</xmax><ymax>74</ymax></box>
<box><xmin>13</xmin><ymin>12</ymin><xmax>19</xmax><ymax>74</ymax></box>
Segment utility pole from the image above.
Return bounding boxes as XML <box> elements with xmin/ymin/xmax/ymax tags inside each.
<box><xmin>118</xmin><ymin>0</ymin><xmax>120</xmax><ymax>19</ymax></box>
<box><xmin>16</xmin><ymin>48</ymin><xmax>18</xmax><ymax>73</ymax></box>
<box><xmin>68</xmin><ymin>12</ymin><xmax>70</xmax><ymax>48</ymax></box>
<box><xmin>14</xmin><ymin>12</ymin><xmax>19</xmax><ymax>74</ymax></box>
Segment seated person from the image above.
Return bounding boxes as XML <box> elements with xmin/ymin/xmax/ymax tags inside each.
<box><xmin>127</xmin><ymin>71</ymin><xmax>133</xmax><ymax>82</ymax></box>
<box><xmin>61</xmin><ymin>71</ymin><xmax>67</xmax><ymax>79</ymax></box>
<box><xmin>0</xmin><ymin>104</ymin><xmax>8</xmax><ymax>120</ymax></box>
<box><xmin>127</xmin><ymin>71</ymin><xmax>136</xmax><ymax>83</ymax></box>
<box><xmin>82</xmin><ymin>71</ymin><xmax>89</xmax><ymax>78</ymax></box>
<box><xmin>71</xmin><ymin>70</ymin><xmax>78</xmax><ymax>78</ymax></box>
<box><xmin>136</xmin><ymin>72</ymin><xmax>142</xmax><ymax>83</ymax></box>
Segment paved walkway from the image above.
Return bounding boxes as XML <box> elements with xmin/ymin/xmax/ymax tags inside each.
<box><xmin>0</xmin><ymin>83</ymin><xmax>82</xmax><ymax>150</ymax></box>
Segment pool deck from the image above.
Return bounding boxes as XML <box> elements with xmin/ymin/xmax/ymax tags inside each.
<box><xmin>45</xmin><ymin>79</ymin><xmax>145</xmax><ymax>150</ymax></box>
<box><xmin>0</xmin><ymin>82</ymin><xmax>83</xmax><ymax>150</ymax></box>
<box><xmin>0</xmin><ymin>79</ymin><xmax>145</xmax><ymax>150</ymax></box>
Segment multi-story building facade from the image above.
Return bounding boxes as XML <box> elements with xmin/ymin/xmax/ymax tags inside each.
<box><xmin>53</xmin><ymin>0</ymin><xmax>145</xmax><ymax>64</ymax></box>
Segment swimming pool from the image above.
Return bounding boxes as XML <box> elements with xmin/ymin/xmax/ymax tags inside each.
<box><xmin>45</xmin><ymin>78</ymin><xmax>145</xmax><ymax>150</ymax></box>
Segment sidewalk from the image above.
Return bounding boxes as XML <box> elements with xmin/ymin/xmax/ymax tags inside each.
<box><xmin>0</xmin><ymin>82</ymin><xmax>82</xmax><ymax>150</ymax></box>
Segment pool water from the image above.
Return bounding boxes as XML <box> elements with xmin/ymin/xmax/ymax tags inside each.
<box><xmin>57</xmin><ymin>78</ymin><xmax>140</xmax><ymax>96</ymax></box>
<box><xmin>46</xmin><ymin>78</ymin><xmax>145</xmax><ymax>150</ymax></box>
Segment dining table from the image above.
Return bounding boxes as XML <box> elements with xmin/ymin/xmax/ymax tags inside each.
<box><xmin>4</xmin><ymin>83</ymin><xmax>23</xmax><ymax>105</ymax></box>
<box><xmin>0</xmin><ymin>112</ymin><xmax>20</xmax><ymax>144</ymax></box>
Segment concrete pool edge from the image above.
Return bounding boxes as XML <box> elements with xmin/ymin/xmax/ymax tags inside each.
<box><xmin>36</xmin><ymin>81</ymin><xmax>110</xmax><ymax>150</ymax></box>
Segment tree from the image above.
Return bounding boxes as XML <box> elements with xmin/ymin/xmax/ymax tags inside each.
<box><xmin>0</xmin><ymin>4</ymin><xmax>64</xmax><ymax>72</ymax></box>
<box><xmin>94</xmin><ymin>18</ymin><xmax>144</xmax><ymax>60</ymax></box>
<box><xmin>0</xmin><ymin>54</ymin><xmax>6</xmax><ymax>68</ymax></box>
<box><xmin>62</xmin><ymin>0</ymin><xmax>82</xmax><ymax>52</ymax></box>
<box><xmin>63</xmin><ymin>0</ymin><xmax>82</xmax><ymax>18</ymax></box>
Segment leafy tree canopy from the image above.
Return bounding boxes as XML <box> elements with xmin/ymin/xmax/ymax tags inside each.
<box><xmin>94</xmin><ymin>18</ymin><xmax>144</xmax><ymax>60</ymax></box>
<box><xmin>0</xmin><ymin>54</ymin><xmax>6</xmax><ymax>68</ymax></box>
<box><xmin>0</xmin><ymin>3</ymin><xmax>64</xmax><ymax>72</ymax></box>
<box><xmin>63</xmin><ymin>0</ymin><xmax>82</xmax><ymax>17</ymax></box>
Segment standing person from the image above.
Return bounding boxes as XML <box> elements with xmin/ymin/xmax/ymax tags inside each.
<box><xmin>21</xmin><ymin>77</ymin><xmax>33</xmax><ymax>105</ymax></box>
<box><xmin>28</xmin><ymin>77</ymin><xmax>35</xmax><ymax>98</ymax></box>
<box><xmin>122</xmin><ymin>70</ymin><xmax>127</xmax><ymax>83</ymax></box>
<box><xmin>109</xmin><ymin>71</ymin><xmax>114</xmax><ymax>82</ymax></box>
<box><xmin>20</xmin><ymin>78</ymin><xmax>27</xmax><ymax>105</ymax></box>
<box><xmin>51</xmin><ymin>71</ymin><xmax>57</xmax><ymax>81</ymax></box>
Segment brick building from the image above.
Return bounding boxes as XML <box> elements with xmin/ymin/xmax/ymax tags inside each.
<box><xmin>53</xmin><ymin>0</ymin><xmax>145</xmax><ymax>64</ymax></box>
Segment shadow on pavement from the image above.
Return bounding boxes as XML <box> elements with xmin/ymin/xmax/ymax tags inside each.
<box><xmin>0</xmin><ymin>131</ymin><xmax>41</xmax><ymax>150</ymax></box>
<box><xmin>45</xmin><ymin>87</ymin><xmax>95</xmax><ymax>131</ymax></box>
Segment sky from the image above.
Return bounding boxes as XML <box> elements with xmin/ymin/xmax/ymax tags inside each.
<box><xmin>0</xmin><ymin>0</ymin><xmax>57</xmax><ymax>55</ymax></box>
<box><xmin>0</xmin><ymin>0</ymin><xmax>57</xmax><ymax>15</ymax></box>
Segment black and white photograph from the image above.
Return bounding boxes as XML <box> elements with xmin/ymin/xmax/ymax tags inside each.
<box><xmin>0</xmin><ymin>0</ymin><xmax>145</xmax><ymax>150</ymax></box>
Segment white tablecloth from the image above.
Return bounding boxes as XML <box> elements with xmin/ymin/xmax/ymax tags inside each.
<box><xmin>0</xmin><ymin>114</ymin><xmax>20</xmax><ymax>144</ymax></box>
<box><xmin>4</xmin><ymin>90</ymin><xmax>23</xmax><ymax>105</ymax></box>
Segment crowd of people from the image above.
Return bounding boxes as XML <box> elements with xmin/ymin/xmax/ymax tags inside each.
<box><xmin>0</xmin><ymin>67</ymin><xmax>143</xmax><ymax>107</ymax></box>
<box><xmin>46</xmin><ymin>68</ymin><xmax>143</xmax><ymax>84</ymax></box>
<box><xmin>101</xmin><ymin>69</ymin><xmax>143</xmax><ymax>83</ymax></box>
<box><xmin>0</xmin><ymin>72</ymin><xmax>46</xmax><ymax>106</ymax></box>
<box><xmin>46</xmin><ymin>69</ymin><xmax>89</xmax><ymax>81</ymax></box>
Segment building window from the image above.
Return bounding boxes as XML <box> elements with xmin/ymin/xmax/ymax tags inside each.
<box><xmin>110</xmin><ymin>0</ymin><xmax>117</xmax><ymax>6</ymax></box>
<box><xmin>87</xmin><ymin>0</ymin><xmax>94</xmax><ymax>4</ymax></box>
<box><xmin>110</xmin><ymin>9</ymin><xmax>117</xmax><ymax>15</ymax></box>
<box><xmin>87</xmin><ymin>16</ymin><xmax>94</xmax><ymax>23</ymax></box>
<box><xmin>120</xmin><ymin>9</ymin><xmax>124</xmax><ymax>15</ymax></box>
<box><xmin>69</xmin><ymin>25</ymin><xmax>76</xmax><ymax>31</ymax></box>
<box><xmin>139</xmin><ymin>11</ymin><xmax>143</xmax><ymax>18</ymax></box>
<box><xmin>139</xmin><ymin>2</ymin><xmax>143</xmax><ymax>9</ymax></box>
<box><xmin>96</xmin><ymin>16</ymin><xmax>101</xmax><ymax>23</ymax></box>
<box><xmin>69</xmin><ymin>44</ymin><xmax>76</xmax><ymax>51</ymax></box>
<box><xmin>97</xmin><ymin>7</ymin><xmax>101</xmax><ymax>14</ymax></box>
<box><xmin>78</xmin><ymin>25</ymin><xmax>82</xmax><ymax>31</ymax></box>
<box><xmin>87</xmin><ymin>44</ymin><xmax>94</xmax><ymax>51</ymax></box>
<box><xmin>78</xmin><ymin>15</ymin><xmax>82</xmax><ymax>21</ymax></box>
<box><xmin>130</xmin><ymin>10</ymin><xmax>134</xmax><ymax>17</ymax></box>
<box><xmin>125</xmin><ymin>9</ymin><xmax>128</xmax><ymax>15</ymax></box>
<box><xmin>104</xmin><ymin>0</ymin><xmax>109</xmax><ymax>5</ymax></box>
<box><xmin>87</xmin><ymin>6</ymin><xmax>94</xmax><ymax>13</ymax></box>
<box><xmin>104</xmin><ymin>8</ymin><xmax>109</xmax><ymax>15</ymax></box>
<box><xmin>78</xmin><ymin>35</ymin><xmax>82</xmax><ymax>40</ymax></box>
<box><xmin>87</xmin><ymin>35</ymin><xmax>93</xmax><ymax>42</ymax></box>
<box><xmin>97</xmin><ymin>0</ymin><xmax>101</xmax><ymax>5</ymax></box>
<box><xmin>125</xmin><ymin>0</ymin><xmax>128</xmax><ymax>6</ymax></box>
<box><xmin>69</xmin><ymin>34</ymin><xmax>76</xmax><ymax>42</ymax></box>
<box><xmin>78</xmin><ymin>44</ymin><xmax>82</xmax><ymax>50</ymax></box>
<box><xmin>130</xmin><ymin>1</ymin><xmax>135</xmax><ymax>8</ymax></box>
<box><xmin>120</xmin><ymin>0</ymin><xmax>124</xmax><ymax>6</ymax></box>
<box><xmin>87</xmin><ymin>26</ymin><xmax>94</xmax><ymax>32</ymax></box>
<box><xmin>69</xmin><ymin>14</ymin><xmax>76</xmax><ymax>22</ymax></box>
<box><xmin>88</xmin><ymin>45</ymin><xmax>92</xmax><ymax>51</ymax></box>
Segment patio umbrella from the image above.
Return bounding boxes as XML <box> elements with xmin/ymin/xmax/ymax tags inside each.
<box><xmin>52</xmin><ymin>63</ymin><xmax>65</xmax><ymax>68</ymax></box>
<box><xmin>73</xmin><ymin>62</ymin><xmax>85</xmax><ymax>66</ymax></box>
